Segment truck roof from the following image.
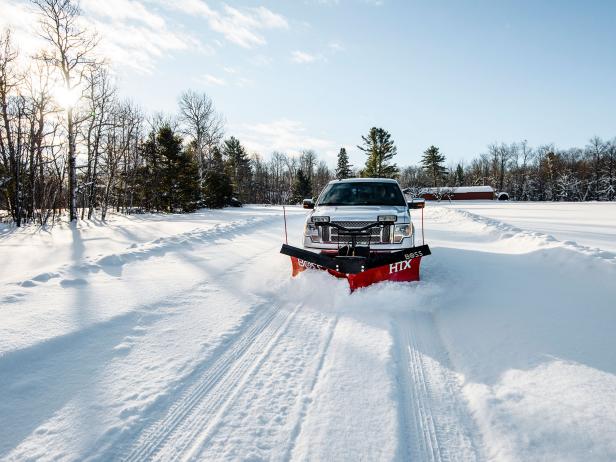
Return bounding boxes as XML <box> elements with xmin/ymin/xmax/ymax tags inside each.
<box><xmin>328</xmin><ymin>178</ymin><xmax>399</xmax><ymax>184</ymax></box>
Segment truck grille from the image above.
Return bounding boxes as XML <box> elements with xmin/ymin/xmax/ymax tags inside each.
<box><xmin>323</xmin><ymin>221</ymin><xmax>391</xmax><ymax>245</ymax></box>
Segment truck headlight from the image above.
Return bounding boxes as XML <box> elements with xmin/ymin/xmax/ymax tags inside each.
<box><xmin>304</xmin><ymin>222</ymin><xmax>320</xmax><ymax>242</ymax></box>
<box><xmin>393</xmin><ymin>224</ymin><xmax>412</xmax><ymax>243</ymax></box>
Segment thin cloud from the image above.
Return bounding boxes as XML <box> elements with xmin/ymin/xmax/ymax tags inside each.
<box><xmin>291</xmin><ymin>50</ymin><xmax>325</xmax><ymax>64</ymax></box>
<box><xmin>292</xmin><ymin>51</ymin><xmax>316</xmax><ymax>63</ymax></box>
<box><xmin>165</xmin><ymin>0</ymin><xmax>289</xmax><ymax>48</ymax></box>
<box><xmin>222</xmin><ymin>66</ymin><xmax>254</xmax><ymax>87</ymax></box>
<box><xmin>292</xmin><ymin>43</ymin><xmax>342</xmax><ymax>65</ymax></box>
<box><xmin>0</xmin><ymin>0</ymin><xmax>208</xmax><ymax>73</ymax></box>
<box><xmin>250</xmin><ymin>54</ymin><xmax>273</xmax><ymax>67</ymax></box>
<box><xmin>0</xmin><ymin>0</ymin><xmax>42</xmax><ymax>61</ymax></box>
<box><xmin>81</xmin><ymin>0</ymin><xmax>164</xmax><ymax>29</ymax></box>
<box><xmin>235</xmin><ymin>77</ymin><xmax>254</xmax><ymax>88</ymax></box>
<box><xmin>253</xmin><ymin>6</ymin><xmax>289</xmax><ymax>29</ymax></box>
<box><xmin>200</xmin><ymin>74</ymin><xmax>227</xmax><ymax>86</ymax></box>
<box><xmin>328</xmin><ymin>41</ymin><xmax>345</xmax><ymax>53</ymax></box>
<box><xmin>87</xmin><ymin>19</ymin><xmax>207</xmax><ymax>74</ymax></box>
<box><xmin>312</xmin><ymin>0</ymin><xmax>383</xmax><ymax>5</ymax></box>
<box><xmin>235</xmin><ymin>119</ymin><xmax>338</xmax><ymax>158</ymax></box>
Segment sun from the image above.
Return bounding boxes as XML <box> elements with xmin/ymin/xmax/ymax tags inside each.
<box><xmin>51</xmin><ymin>85</ymin><xmax>82</xmax><ymax>110</ymax></box>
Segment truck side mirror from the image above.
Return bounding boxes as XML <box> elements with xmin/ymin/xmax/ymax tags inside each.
<box><xmin>303</xmin><ymin>199</ymin><xmax>314</xmax><ymax>209</ymax></box>
<box><xmin>408</xmin><ymin>199</ymin><xmax>425</xmax><ymax>210</ymax></box>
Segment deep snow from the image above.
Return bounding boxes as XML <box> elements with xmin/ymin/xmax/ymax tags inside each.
<box><xmin>444</xmin><ymin>201</ymin><xmax>616</xmax><ymax>253</ymax></box>
<box><xmin>1</xmin><ymin>202</ymin><xmax>615</xmax><ymax>461</ymax></box>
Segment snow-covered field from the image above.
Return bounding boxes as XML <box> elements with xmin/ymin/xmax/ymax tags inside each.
<box><xmin>1</xmin><ymin>202</ymin><xmax>615</xmax><ymax>461</ymax></box>
<box><xmin>444</xmin><ymin>201</ymin><xmax>616</xmax><ymax>253</ymax></box>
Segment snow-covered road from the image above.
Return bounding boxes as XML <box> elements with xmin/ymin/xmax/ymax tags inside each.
<box><xmin>1</xmin><ymin>203</ymin><xmax>615</xmax><ymax>461</ymax></box>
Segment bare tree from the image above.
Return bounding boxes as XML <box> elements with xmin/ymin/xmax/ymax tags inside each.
<box><xmin>33</xmin><ymin>0</ymin><xmax>98</xmax><ymax>222</ymax></box>
<box><xmin>100</xmin><ymin>101</ymin><xmax>141</xmax><ymax>220</ymax></box>
<box><xmin>313</xmin><ymin>160</ymin><xmax>332</xmax><ymax>196</ymax></box>
<box><xmin>0</xmin><ymin>30</ymin><xmax>26</xmax><ymax>226</ymax></box>
<box><xmin>82</xmin><ymin>66</ymin><xmax>115</xmax><ymax>219</ymax></box>
<box><xmin>268</xmin><ymin>151</ymin><xmax>287</xmax><ymax>203</ymax></box>
<box><xmin>586</xmin><ymin>136</ymin><xmax>606</xmax><ymax>199</ymax></box>
<box><xmin>24</xmin><ymin>59</ymin><xmax>57</xmax><ymax>222</ymax></box>
<box><xmin>299</xmin><ymin>150</ymin><xmax>317</xmax><ymax>185</ymax></box>
<box><xmin>518</xmin><ymin>139</ymin><xmax>534</xmax><ymax>200</ymax></box>
<box><xmin>600</xmin><ymin>140</ymin><xmax>616</xmax><ymax>200</ymax></box>
<box><xmin>178</xmin><ymin>90</ymin><xmax>224</xmax><ymax>180</ymax></box>
<box><xmin>487</xmin><ymin>142</ymin><xmax>515</xmax><ymax>192</ymax></box>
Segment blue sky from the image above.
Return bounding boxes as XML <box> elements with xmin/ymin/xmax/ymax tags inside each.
<box><xmin>3</xmin><ymin>0</ymin><xmax>616</xmax><ymax>167</ymax></box>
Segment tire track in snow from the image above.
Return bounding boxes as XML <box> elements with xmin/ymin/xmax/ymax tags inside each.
<box><xmin>176</xmin><ymin>304</ymin><xmax>302</xmax><ymax>462</ymax></box>
<box><xmin>394</xmin><ymin>312</ymin><xmax>484</xmax><ymax>462</ymax></box>
<box><xmin>187</xmin><ymin>307</ymin><xmax>337</xmax><ymax>461</ymax></box>
<box><xmin>283</xmin><ymin>314</ymin><xmax>339</xmax><ymax>461</ymax></box>
<box><xmin>122</xmin><ymin>302</ymin><xmax>300</xmax><ymax>462</ymax></box>
<box><xmin>395</xmin><ymin>316</ymin><xmax>441</xmax><ymax>461</ymax></box>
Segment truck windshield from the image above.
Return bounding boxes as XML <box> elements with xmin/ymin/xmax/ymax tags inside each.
<box><xmin>318</xmin><ymin>182</ymin><xmax>406</xmax><ymax>206</ymax></box>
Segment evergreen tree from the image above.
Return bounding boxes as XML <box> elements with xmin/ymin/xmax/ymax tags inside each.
<box><xmin>156</xmin><ymin>126</ymin><xmax>185</xmax><ymax>212</ymax></box>
<box><xmin>421</xmin><ymin>145</ymin><xmax>448</xmax><ymax>187</ymax></box>
<box><xmin>203</xmin><ymin>146</ymin><xmax>233</xmax><ymax>208</ymax></box>
<box><xmin>358</xmin><ymin>127</ymin><xmax>398</xmax><ymax>178</ymax></box>
<box><xmin>137</xmin><ymin>125</ymin><xmax>201</xmax><ymax>213</ymax></box>
<box><xmin>223</xmin><ymin>136</ymin><xmax>251</xmax><ymax>202</ymax></box>
<box><xmin>335</xmin><ymin>147</ymin><xmax>352</xmax><ymax>180</ymax></box>
<box><xmin>291</xmin><ymin>169</ymin><xmax>312</xmax><ymax>203</ymax></box>
<box><xmin>455</xmin><ymin>163</ymin><xmax>465</xmax><ymax>186</ymax></box>
<box><xmin>176</xmin><ymin>150</ymin><xmax>201</xmax><ymax>212</ymax></box>
<box><xmin>137</xmin><ymin>131</ymin><xmax>163</xmax><ymax>211</ymax></box>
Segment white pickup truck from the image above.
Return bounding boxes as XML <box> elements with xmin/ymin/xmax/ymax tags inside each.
<box><xmin>280</xmin><ymin>178</ymin><xmax>430</xmax><ymax>289</ymax></box>
<box><xmin>303</xmin><ymin>178</ymin><xmax>417</xmax><ymax>251</ymax></box>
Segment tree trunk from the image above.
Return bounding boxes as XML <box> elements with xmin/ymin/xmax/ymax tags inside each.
<box><xmin>13</xmin><ymin>150</ymin><xmax>21</xmax><ymax>227</ymax></box>
<box><xmin>67</xmin><ymin>108</ymin><xmax>77</xmax><ymax>221</ymax></box>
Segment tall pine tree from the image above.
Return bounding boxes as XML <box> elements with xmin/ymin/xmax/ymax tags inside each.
<box><xmin>454</xmin><ymin>163</ymin><xmax>465</xmax><ymax>186</ymax></box>
<box><xmin>291</xmin><ymin>169</ymin><xmax>312</xmax><ymax>203</ymax></box>
<box><xmin>335</xmin><ymin>147</ymin><xmax>352</xmax><ymax>179</ymax></box>
<box><xmin>157</xmin><ymin>126</ymin><xmax>183</xmax><ymax>212</ymax></box>
<box><xmin>203</xmin><ymin>146</ymin><xmax>233</xmax><ymax>208</ymax></box>
<box><xmin>421</xmin><ymin>145</ymin><xmax>448</xmax><ymax>187</ymax></box>
<box><xmin>223</xmin><ymin>137</ymin><xmax>251</xmax><ymax>202</ymax></box>
<box><xmin>358</xmin><ymin>127</ymin><xmax>398</xmax><ymax>178</ymax></box>
<box><xmin>176</xmin><ymin>149</ymin><xmax>201</xmax><ymax>212</ymax></box>
<box><xmin>136</xmin><ymin>130</ymin><xmax>163</xmax><ymax>211</ymax></box>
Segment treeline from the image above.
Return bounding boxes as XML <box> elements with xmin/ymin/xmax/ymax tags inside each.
<box><xmin>0</xmin><ymin>0</ymin><xmax>337</xmax><ymax>226</ymax></box>
<box><xmin>399</xmin><ymin>138</ymin><xmax>616</xmax><ymax>201</ymax></box>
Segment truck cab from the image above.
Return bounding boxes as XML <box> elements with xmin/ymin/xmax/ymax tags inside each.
<box><xmin>303</xmin><ymin>178</ymin><xmax>416</xmax><ymax>252</ymax></box>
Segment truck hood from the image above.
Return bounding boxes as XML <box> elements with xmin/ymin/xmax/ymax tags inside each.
<box><xmin>311</xmin><ymin>205</ymin><xmax>409</xmax><ymax>223</ymax></box>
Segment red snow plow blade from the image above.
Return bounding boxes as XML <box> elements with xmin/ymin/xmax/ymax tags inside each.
<box><xmin>282</xmin><ymin>244</ymin><xmax>430</xmax><ymax>291</ymax></box>
<box><xmin>280</xmin><ymin>203</ymin><xmax>430</xmax><ymax>291</ymax></box>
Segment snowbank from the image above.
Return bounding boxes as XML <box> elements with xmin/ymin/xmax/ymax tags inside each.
<box><xmin>427</xmin><ymin>204</ymin><xmax>616</xmax><ymax>460</ymax></box>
